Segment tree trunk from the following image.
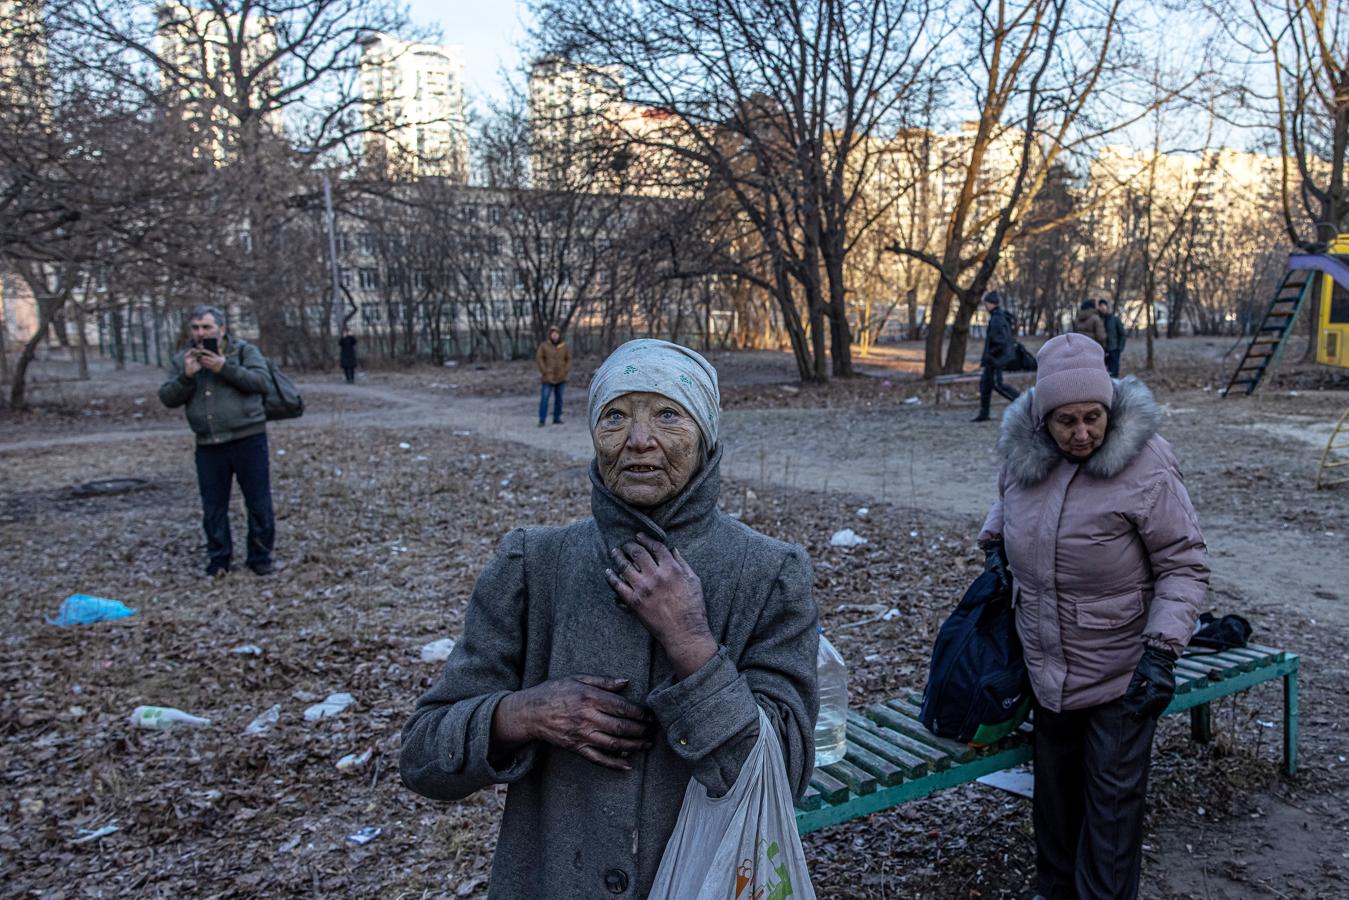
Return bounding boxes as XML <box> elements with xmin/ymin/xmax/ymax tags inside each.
<box><xmin>75</xmin><ymin>303</ymin><xmax>90</xmax><ymax>380</ymax></box>
<box><xmin>923</xmin><ymin>280</ymin><xmax>956</xmax><ymax>378</ymax></box>
<box><xmin>8</xmin><ymin>295</ymin><xmax>62</xmax><ymax>410</ymax></box>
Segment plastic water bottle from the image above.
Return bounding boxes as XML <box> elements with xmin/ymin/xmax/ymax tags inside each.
<box><xmin>814</xmin><ymin>629</ymin><xmax>849</xmax><ymax>766</ymax></box>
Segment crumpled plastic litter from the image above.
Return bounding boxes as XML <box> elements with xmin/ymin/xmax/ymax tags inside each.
<box><xmin>304</xmin><ymin>693</ymin><xmax>353</xmax><ymax>722</ymax></box>
<box><xmin>419</xmin><ymin>638</ymin><xmax>455</xmax><ymax>663</ymax></box>
<box><xmin>46</xmin><ymin>594</ymin><xmax>136</xmax><ymax>626</ymax></box>
<box><xmin>244</xmin><ymin>704</ymin><xmax>281</xmax><ymax>735</ymax></box>
<box><xmin>336</xmin><ymin>747</ymin><xmax>374</xmax><ymax>772</ymax></box>
<box><xmin>830</xmin><ymin>528</ymin><xmax>868</xmax><ymax>548</ymax></box>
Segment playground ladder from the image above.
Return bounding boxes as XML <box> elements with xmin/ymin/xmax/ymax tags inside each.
<box><xmin>1224</xmin><ymin>269</ymin><xmax>1316</xmax><ymax>396</ymax></box>
<box><xmin>1316</xmin><ymin>407</ymin><xmax>1349</xmax><ymax>489</ymax></box>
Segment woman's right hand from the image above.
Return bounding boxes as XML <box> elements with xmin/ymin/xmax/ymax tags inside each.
<box><xmin>492</xmin><ymin>675</ymin><xmax>654</xmax><ymax>771</ymax></box>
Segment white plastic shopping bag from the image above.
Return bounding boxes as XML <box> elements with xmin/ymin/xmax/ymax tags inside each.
<box><xmin>649</xmin><ymin>707</ymin><xmax>816</xmax><ymax>900</ymax></box>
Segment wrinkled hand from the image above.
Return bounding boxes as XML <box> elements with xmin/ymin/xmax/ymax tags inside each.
<box><xmin>1121</xmin><ymin>645</ymin><xmax>1177</xmax><ymax>720</ymax></box>
<box><xmin>493</xmin><ymin>675</ymin><xmax>653</xmax><ymax>771</ymax></box>
<box><xmin>606</xmin><ymin>533</ymin><xmax>717</xmax><ymax>678</ymax></box>
<box><xmin>183</xmin><ymin>351</ymin><xmax>202</xmax><ymax>377</ymax></box>
<box><xmin>196</xmin><ymin>350</ymin><xmax>225</xmax><ymax>373</ymax></box>
<box><xmin>983</xmin><ymin>540</ymin><xmax>1012</xmax><ymax>598</ymax></box>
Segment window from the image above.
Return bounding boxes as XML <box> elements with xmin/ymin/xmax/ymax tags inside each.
<box><xmin>358</xmin><ymin>232</ymin><xmax>376</xmax><ymax>255</ymax></box>
<box><xmin>360</xmin><ymin>303</ymin><xmax>382</xmax><ymax>323</ymax></box>
<box><xmin>358</xmin><ymin>268</ymin><xmax>380</xmax><ymax>290</ymax></box>
<box><xmin>338</xmin><ymin>267</ymin><xmax>352</xmax><ymax>288</ymax></box>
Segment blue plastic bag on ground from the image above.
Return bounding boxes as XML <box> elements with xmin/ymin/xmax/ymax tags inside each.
<box><xmin>47</xmin><ymin>594</ymin><xmax>136</xmax><ymax>626</ymax></box>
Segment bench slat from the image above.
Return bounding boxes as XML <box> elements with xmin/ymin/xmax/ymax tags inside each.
<box><xmin>865</xmin><ymin>705</ymin><xmax>965</xmax><ymax>765</ymax></box>
<box><xmin>844</xmin><ymin>740</ymin><xmax>906</xmax><ymax>786</ymax></box>
<box><xmin>845</xmin><ymin>712</ymin><xmax>932</xmax><ymax>776</ymax></box>
<box><xmin>1223</xmin><ymin>647</ymin><xmax>1272</xmax><ymax>665</ymax></box>
<box><xmin>809</xmin><ymin>768</ymin><xmax>851</xmax><ymax>804</ymax></box>
<box><xmin>853</xmin><ymin>710</ymin><xmax>952</xmax><ymax>770</ymax></box>
<box><xmin>1175</xmin><ymin>658</ymin><xmax>1221</xmax><ymax>681</ymax></box>
<box><xmin>1206</xmin><ymin>650</ymin><xmax>1259</xmax><ymax>672</ymax></box>
<box><xmin>877</xmin><ymin>701</ymin><xmax>979</xmax><ymax>762</ymax></box>
<box><xmin>797</xmin><ymin>784</ymin><xmax>822</xmax><ymax>811</ymax></box>
<box><xmin>821</xmin><ymin>758</ymin><xmax>878</xmax><ymax>796</ymax></box>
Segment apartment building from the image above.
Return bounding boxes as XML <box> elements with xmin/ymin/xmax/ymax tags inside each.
<box><xmin>359</xmin><ymin>34</ymin><xmax>469</xmax><ymax>181</ymax></box>
<box><xmin>155</xmin><ymin>2</ymin><xmax>283</xmax><ymax>158</ymax></box>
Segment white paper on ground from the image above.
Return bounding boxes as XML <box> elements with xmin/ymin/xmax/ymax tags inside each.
<box><xmin>976</xmin><ymin>765</ymin><xmax>1034</xmax><ymax>799</ymax></box>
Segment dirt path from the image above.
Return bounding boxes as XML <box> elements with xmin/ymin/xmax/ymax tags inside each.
<box><xmin>5</xmin><ymin>377</ymin><xmax>1344</xmax><ymax>625</ymax></box>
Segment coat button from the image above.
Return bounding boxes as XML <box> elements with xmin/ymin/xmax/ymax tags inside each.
<box><xmin>678</xmin><ymin>738</ymin><xmax>687</xmax><ymax>745</ymax></box>
<box><xmin>604</xmin><ymin>869</ymin><xmax>628</xmax><ymax>893</ymax></box>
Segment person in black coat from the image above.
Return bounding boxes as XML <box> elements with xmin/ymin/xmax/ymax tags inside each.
<box><xmin>974</xmin><ymin>291</ymin><xmax>1021</xmax><ymax>422</ymax></box>
<box><xmin>338</xmin><ymin>327</ymin><xmax>358</xmax><ymax>383</ymax></box>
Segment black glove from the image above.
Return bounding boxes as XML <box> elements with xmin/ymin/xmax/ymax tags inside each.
<box><xmin>983</xmin><ymin>540</ymin><xmax>1012</xmax><ymax>598</ymax></box>
<box><xmin>1121</xmin><ymin>645</ymin><xmax>1177</xmax><ymax>720</ymax></box>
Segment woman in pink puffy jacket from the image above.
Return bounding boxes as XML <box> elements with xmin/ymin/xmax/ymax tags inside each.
<box><xmin>979</xmin><ymin>333</ymin><xmax>1210</xmax><ymax>900</ymax></box>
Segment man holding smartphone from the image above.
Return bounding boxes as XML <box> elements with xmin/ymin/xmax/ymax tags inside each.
<box><xmin>159</xmin><ymin>304</ymin><xmax>277</xmax><ymax>577</ymax></box>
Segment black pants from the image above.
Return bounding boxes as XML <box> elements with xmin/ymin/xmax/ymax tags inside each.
<box><xmin>1105</xmin><ymin>350</ymin><xmax>1121</xmax><ymax>378</ymax></box>
<box><xmin>979</xmin><ymin>364</ymin><xmax>1020</xmax><ymax>415</ymax></box>
<box><xmin>1032</xmin><ymin>698</ymin><xmax>1157</xmax><ymax>900</ymax></box>
<box><xmin>342</xmin><ymin>365</ymin><xmax>355</xmax><ymax>383</ymax></box>
<box><xmin>195</xmin><ymin>432</ymin><xmax>275</xmax><ymax>570</ymax></box>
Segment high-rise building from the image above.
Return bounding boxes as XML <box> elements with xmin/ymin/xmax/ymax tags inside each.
<box><xmin>528</xmin><ymin>56</ymin><xmax>625</xmax><ymax>188</ymax></box>
<box><xmin>155</xmin><ymin>2</ymin><xmax>283</xmax><ymax>158</ymax></box>
<box><xmin>360</xmin><ymin>34</ymin><xmax>468</xmax><ymax>181</ymax></box>
<box><xmin>0</xmin><ymin>0</ymin><xmax>47</xmax><ymax>106</ymax></box>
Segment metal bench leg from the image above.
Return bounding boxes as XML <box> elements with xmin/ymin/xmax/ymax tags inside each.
<box><xmin>1283</xmin><ymin>667</ymin><xmax>1299</xmax><ymax>776</ymax></box>
<box><xmin>1190</xmin><ymin>704</ymin><xmax>1212</xmax><ymax>743</ymax></box>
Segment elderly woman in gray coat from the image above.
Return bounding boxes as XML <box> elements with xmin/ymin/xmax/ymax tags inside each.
<box><xmin>980</xmin><ymin>334</ymin><xmax>1209</xmax><ymax>900</ymax></box>
<box><xmin>401</xmin><ymin>339</ymin><xmax>820</xmax><ymax>900</ymax></box>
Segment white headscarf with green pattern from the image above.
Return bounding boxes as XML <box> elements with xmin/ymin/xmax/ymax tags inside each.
<box><xmin>587</xmin><ymin>339</ymin><xmax>721</xmax><ymax>449</ymax></box>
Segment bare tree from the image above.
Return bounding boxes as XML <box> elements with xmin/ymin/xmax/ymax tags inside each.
<box><xmin>884</xmin><ymin>0</ymin><xmax>1202</xmax><ymax>376</ymax></box>
<box><xmin>534</xmin><ymin>0</ymin><xmax>942</xmax><ymax>382</ymax></box>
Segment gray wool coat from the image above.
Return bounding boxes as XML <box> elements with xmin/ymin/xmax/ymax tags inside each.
<box><xmin>400</xmin><ymin>448</ymin><xmax>820</xmax><ymax>900</ymax></box>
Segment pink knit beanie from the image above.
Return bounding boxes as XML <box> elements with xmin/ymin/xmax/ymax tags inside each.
<box><xmin>1031</xmin><ymin>333</ymin><xmax>1114</xmax><ymax>423</ymax></box>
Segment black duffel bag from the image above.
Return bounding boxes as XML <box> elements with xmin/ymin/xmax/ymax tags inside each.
<box><xmin>919</xmin><ymin>544</ymin><xmax>1032</xmax><ymax>746</ymax></box>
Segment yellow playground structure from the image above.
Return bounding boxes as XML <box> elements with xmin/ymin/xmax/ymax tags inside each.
<box><xmin>1225</xmin><ymin>232</ymin><xmax>1349</xmax><ymax>488</ymax></box>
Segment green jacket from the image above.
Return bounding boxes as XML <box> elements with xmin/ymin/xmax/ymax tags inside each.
<box><xmin>1103</xmin><ymin>312</ymin><xmax>1128</xmax><ymax>353</ymax></box>
<box><xmin>158</xmin><ymin>336</ymin><xmax>270</xmax><ymax>445</ymax></box>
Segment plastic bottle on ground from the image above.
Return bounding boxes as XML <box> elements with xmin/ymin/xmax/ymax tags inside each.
<box><xmin>814</xmin><ymin>628</ymin><xmax>849</xmax><ymax>766</ymax></box>
<box><xmin>129</xmin><ymin>706</ymin><xmax>211</xmax><ymax>730</ymax></box>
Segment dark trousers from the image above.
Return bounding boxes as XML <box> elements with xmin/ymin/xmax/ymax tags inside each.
<box><xmin>1105</xmin><ymin>350</ymin><xmax>1121</xmax><ymax>378</ymax></box>
<box><xmin>539</xmin><ymin>382</ymin><xmax>564</xmax><ymax>423</ymax></box>
<box><xmin>978</xmin><ymin>364</ymin><xmax>1020</xmax><ymax>415</ymax></box>
<box><xmin>342</xmin><ymin>365</ymin><xmax>355</xmax><ymax>383</ymax></box>
<box><xmin>194</xmin><ymin>432</ymin><xmax>275</xmax><ymax>570</ymax></box>
<box><xmin>1032</xmin><ymin>698</ymin><xmax>1157</xmax><ymax>900</ymax></box>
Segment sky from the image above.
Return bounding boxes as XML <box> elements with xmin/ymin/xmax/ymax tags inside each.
<box><xmin>405</xmin><ymin>0</ymin><xmax>533</xmax><ymax>110</ymax></box>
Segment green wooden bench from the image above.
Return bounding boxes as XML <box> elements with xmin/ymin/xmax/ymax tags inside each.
<box><xmin>795</xmin><ymin>644</ymin><xmax>1299</xmax><ymax>835</ymax></box>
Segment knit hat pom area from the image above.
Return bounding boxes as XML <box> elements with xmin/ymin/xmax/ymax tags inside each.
<box><xmin>1031</xmin><ymin>333</ymin><xmax>1114</xmax><ymax>423</ymax></box>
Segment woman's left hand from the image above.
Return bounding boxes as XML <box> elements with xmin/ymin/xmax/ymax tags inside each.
<box><xmin>607</xmin><ymin>533</ymin><xmax>718</xmax><ymax>679</ymax></box>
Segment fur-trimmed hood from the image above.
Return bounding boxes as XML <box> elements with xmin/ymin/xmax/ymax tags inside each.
<box><xmin>997</xmin><ymin>376</ymin><xmax>1161</xmax><ymax>486</ymax></box>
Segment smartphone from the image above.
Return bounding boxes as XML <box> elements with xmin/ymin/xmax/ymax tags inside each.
<box><xmin>200</xmin><ymin>337</ymin><xmax>219</xmax><ymax>354</ymax></box>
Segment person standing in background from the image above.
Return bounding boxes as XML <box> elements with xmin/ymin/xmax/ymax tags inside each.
<box><xmin>973</xmin><ymin>291</ymin><xmax>1021</xmax><ymax>423</ymax></box>
<box><xmin>535</xmin><ymin>325</ymin><xmax>571</xmax><ymax>426</ymax></box>
<box><xmin>1072</xmin><ymin>299</ymin><xmax>1108</xmax><ymax>348</ymax></box>
<box><xmin>1098</xmin><ymin>300</ymin><xmax>1126</xmax><ymax>377</ymax></box>
<box><xmin>339</xmin><ymin>327</ymin><xmax>358</xmax><ymax>384</ymax></box>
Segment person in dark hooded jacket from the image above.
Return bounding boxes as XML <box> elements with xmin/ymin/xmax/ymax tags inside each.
<box><xmin>974</xmin><ymin>291</ymin><xmax>1021</xmax><ymax>422</ymax></box>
